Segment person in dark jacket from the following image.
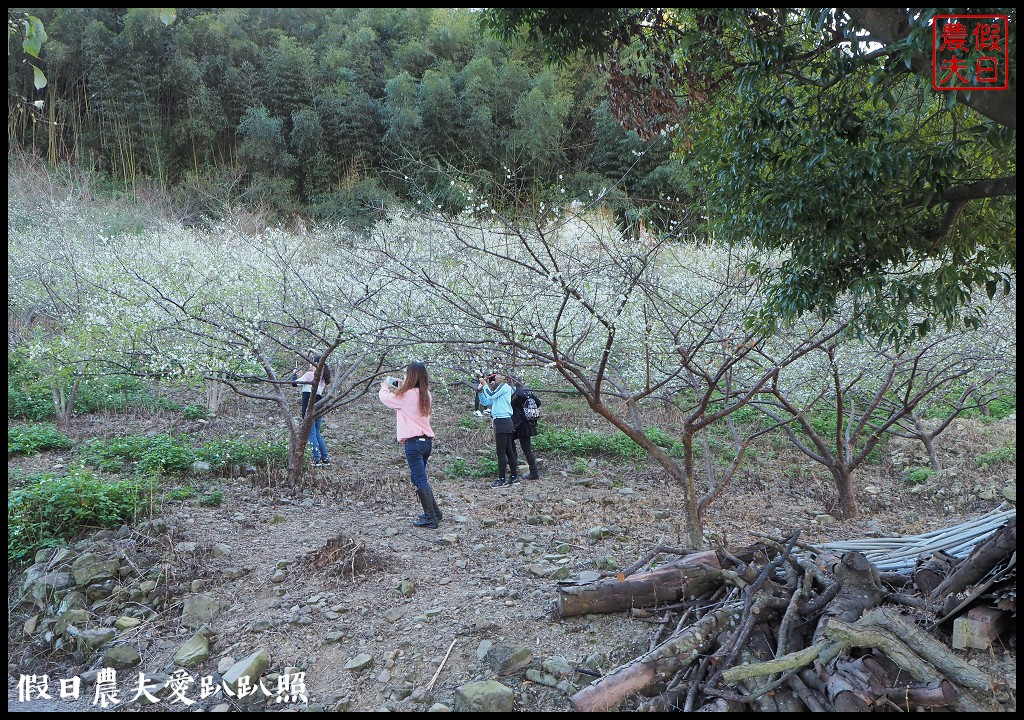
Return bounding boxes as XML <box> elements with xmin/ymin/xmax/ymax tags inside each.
<box><xmin>510</xmin><ymin>377</ymin><xmax>541</xmax><ymax>481</ymax></box>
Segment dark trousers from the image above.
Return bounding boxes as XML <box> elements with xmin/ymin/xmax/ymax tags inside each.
<box><xmin>516</xmin><ymin>434</ymin><xmax>538</xmax><ymax>476</ymax></box>
<box><xmin>495</xmin><ymin>432</ymin><xmax>518</xmax><ymax>478</ymax></box>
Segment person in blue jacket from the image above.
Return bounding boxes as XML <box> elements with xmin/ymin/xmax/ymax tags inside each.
<box><xmin>477</xmin><ymin>372</ymin><xmax>519</xmax><ymax>488</ymax></box>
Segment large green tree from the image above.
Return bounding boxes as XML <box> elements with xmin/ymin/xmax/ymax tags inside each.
<box><xmin>483</xmin><ymin>8</ymin><xmax>1016</xmax><ymax>344</ymax></box>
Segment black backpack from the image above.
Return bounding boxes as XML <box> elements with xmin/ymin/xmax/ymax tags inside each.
<box><xmin>522</xmin><ymin>391</ymin><xmax>541</xmax><ymax>420</ymax></box>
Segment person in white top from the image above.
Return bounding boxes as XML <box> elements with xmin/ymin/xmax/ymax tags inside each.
<box><xmin>290</xmin><ymin>355</ymin><xmax>331</xmax><ymax>466</ymax></box>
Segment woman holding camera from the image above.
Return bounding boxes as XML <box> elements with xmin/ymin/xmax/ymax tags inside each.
<box><xmin>379</xmin><ymin>362</ymin><xmax>442</xmax><ymax>529</ymax></box>
<box><xmin>477</xmin><ymin>373</ymin><xmax>519</xmax><ymax>488</ymax></box>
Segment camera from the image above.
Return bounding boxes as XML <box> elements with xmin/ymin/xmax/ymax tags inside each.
<box><xmin>386</xmin><ymin>376</ymin><xmax>401</xmax><ymax>389</ymax></box>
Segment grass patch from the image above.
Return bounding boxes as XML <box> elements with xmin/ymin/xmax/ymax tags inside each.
<box><xmin>194</xmin><ymin>438</ymin><xmax>288</xmax><ymax>470</ymax></box>
<box><xmin>8</xmin><ymin>469</ymin><xmax>153</xmax><ymax>562</ymax></box>
<box><xmin>165</xmin><ymin>486</ymin><xmax>196</xmax><ymax>500</ymax></box>
<box><xmin>448</xmin><ymin>458</ymin><xmax>470</xmax><ymax>478</ymax></box>
<box><xmin>78</xmin><ymin>433</ymin><xmax>196</xmax><ymax>476</ymax></box>
<box><xmin>78</xmin><ymin>434</ymin><xmax>288</xmax><ymax>477</ymax></box>
<box><xmin>532</xmin><ymin>425</ymin><xmax>700</xmax><ymax>461</ymax></box>
<box><xmin>8</xmin><ymin>423</ymin><xmax>74</xmax><ymax>456</ymax></box>
<box><xmin>182</xmin><ymin>404</ymin><xmax>210</xmax><ymax>420</ymax></box>
<box><xmin>473</xmin><ymin>458</ymin><xmax>499</xmax><ymax>478</ymax></box>
<box><xmin>974</xmin><ymin>445</ymin><xmax>1015</xmax><ymax>467</ymax></box>
<box><xmin>198</xmin><ymin>490</ymin><xmax>224</xmax><ymax>507</ymax></box>
<box><xmin>903</xmin><ymin>467</ymin><xmax>934</xmax><ymax>485</ymax></box>
<box><xmin>532</xmin><ymin>427</ymin><xmax>647</xmax><ymax>459</ymax></box>
<box><xmin>7</xmin><ymin>355</ymin><xmax>182</xmax><ymax>421</ymax></box>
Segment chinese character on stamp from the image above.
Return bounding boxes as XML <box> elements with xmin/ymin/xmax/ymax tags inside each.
<box><xmin>932</xmin><ymin>14</ymin><xmax>1010</xmax><ymax>91</ymax></box>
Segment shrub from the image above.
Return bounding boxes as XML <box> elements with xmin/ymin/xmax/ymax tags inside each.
<box><xmin>8</xmin><ymin>469</ymin><xmax>152</xmax><ymax>562</ymax></box>
<box><xmin>198</xmin><ymin>490</ymin><xmax>224</xmax><ymax>507</ymax></box>
<box><xmin>449</xmin><ymin>458</ymin><xmax>470</xmax><ymax>478</ymax></box>
<box><xmin>182</xmin><ymin>404</ymin><xmax>210</xmax><ymax>421</ymax></box>
<box><xmin>974</xmin><ymin>445</ymin><xmax>1015</xmax><ymax>467</ymax></box>
<box><xmin>8</xmin><ymin>424</ymin><xmax>73</xmax><ymax>456</ymax></box>
<box><xmin>643</xmin><ymin>426</ymin><xmax>676</xmax><ymax>448</ymax></box>
<box><xmin>985</xmin><ymin>396</ymin><xmax>1016</xmax><ymax>420</ymax></box>
<box><xmin>904</xmin><ymin>467</ymin><xmax>934</xmax><ymax>485</ymax></box>
<box><xmin>194</xmin><ymin>438</ymin><xmax>288</xmax><ymax>471</ymax></box>
<box><xmin>79</xmin><ymin>434</ymin><xmax>288</xmax><ymax>477</ymax></box>
<box><xmin>473</xmin><ymin>458</ymin><xmax>499</xmax><ymax>478</ymax></box>
<box><xmin>74</xmin><ymin>375</ymin><xmax>181</xmax><ymax>414</ymax></box>
<box><xmin>165</xmin><ymin>486</ymin><xmax>196</xmax><ymax>500</ymax></box>
<box><xmin>7</xmin><ymin>383</ymin><xmax>55</xmax><ymax>421</ymax></box>
<box><xmin>7</xmin><ymin>366</ymin><xmax>181</xmax><ymax>420</ymax></box>
<box><xmin>532</xmin><ymin>428</ymin><xmax>647</xmax><ymax>459</ymax></box>
<box><xmin>78</xmin><ymin>434</ymin><xmax>196</xmax><ymax>476</ymax></box>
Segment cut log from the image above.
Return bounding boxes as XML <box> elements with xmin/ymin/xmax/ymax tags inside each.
<box><xmin>885</xmin><ymin>680</ymin><xmax>957</xmax><ymax>710</ymax></box>
<box><xmin>819</xmin><ymin>615</ymin><xmax>991</xmax><ymax>712</ymax></box>
<box><xmin>554</xmin><ymin>550</ymin><xmax>721</xmax><ymax>619</ymax></box>
<box><xmin>913</xmin><ymin>551</ymin><xmax>958</xmax><ymax>595</ymax></box>
<box><xmin>553</xmin><ymin>518</ymin><xmax>1014</xmax><ymax>713</ymax></box>
<box><xmin>819</xmin><ymin>655</ymin><xmax>885</xmax><ymax>712</ymax></box>
<box><xmin>860</xmin><ymin>607</ymin><xmax>994</xmax><ymax>694</ymax></box>
<box><xmin>812</xmin><ymin>551</ymin><xmax>883</xmax><ymax>643</ymax></box>
<box><xmin>787</xmin><ymin>673</ymin><xmax>829</xmax><ymax>712</ymax></box>
<box><xmin>570</xmin><ymin>600</ymin><xmax>745</xmax><ymax>712</ymax></box>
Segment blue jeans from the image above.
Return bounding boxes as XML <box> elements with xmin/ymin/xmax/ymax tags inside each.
<box><xmin>403</xmin><ymin>437</ymin><xmax>433</xmax><ymax>491</ymax></box>
<box><xmin>308</xmin><ymin>417</ymin><xmax>328</xmax><ymax>461</ymax></box>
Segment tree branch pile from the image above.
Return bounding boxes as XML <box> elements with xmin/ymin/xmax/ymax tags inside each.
<box><xmin>557</xmin><ymin>512</ymin><xmax>1015</xmax><ymax>712</ymax></box>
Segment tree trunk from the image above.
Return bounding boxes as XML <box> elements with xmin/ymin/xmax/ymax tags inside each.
<box><xmin>681</xmin><ymin>429</ymin><xmax>702</xmax><ymax>548</ymax></box>
<box><xmin>830</xmin><ymin>463</ymin><xmax>859</xmax><ymax>518</ymax></box>
<box><xmin>911</xmin><ymin>414</ymin><xmax>942</xmax><ymax>470</ymax></box>
<box><xmin>206</xmin><ymin>378</ymin><xmax>225</xmax><ymax>416</ymax></box>
<box><xmin>922</xmin><ymin>431</ymin><xmax>941</xmax><ymax>471</ymax></box>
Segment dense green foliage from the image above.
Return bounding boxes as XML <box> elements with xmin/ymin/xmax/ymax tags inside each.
<box><xmin>8</xmin><ymin>469</ymin><xmax>152</xmax><ymax>561</ymax></box>
<box><xmin>7</xmin><ymin>423</ymin><xmax>73</xmax><ymax>456</ymax></box>
<box><xmin>484</xmin><ymin>8</ymin><xmax>1017</xmax><ymax>344</ymax></box>
<box><xmin>8</xmin><ymin>352</ymin><xmax>182</xmax><ymax>420</ymax></box>
<box><xmin>974</xmin><ymin>444</ymin><xmax>1015</xmax><ymax>466</ymax></box>
<box><xmin>8</xmin><ymin>7</ymin><xmax>678</xmax><ymax>230</ymax></box>
<box><xmin>533</xmin><ymin>426</ymin><xmax>680</xmax><ymax>460</ymax></box>
<box><xmin>76</xmin><ymin>433</ymin><xmax>288</xmax><ymax>476</ymax></box>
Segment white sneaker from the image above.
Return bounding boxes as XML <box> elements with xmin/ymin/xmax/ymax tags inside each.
<box><xmin>473</xmin><ymin>411</ymin><xmax>483</xmax><ymax>417</ymax></box>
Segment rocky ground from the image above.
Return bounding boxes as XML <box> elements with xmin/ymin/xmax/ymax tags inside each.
<box><xmin>7</xmin><ymin>386</ymin><xmax>1017</xmax><ymax>712</ymax></box>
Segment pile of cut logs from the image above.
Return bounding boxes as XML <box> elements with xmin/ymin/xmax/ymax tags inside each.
<box><xmin>556</xmin><ymin>512</ymin><xmax>1015</xmax><ymax>712</ymax></box>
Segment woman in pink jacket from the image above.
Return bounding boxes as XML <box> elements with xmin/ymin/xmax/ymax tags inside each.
<box><xmin>379</xmin><ymin>361</ymin><xmax>442</xmax><ymax>529</ymax></box>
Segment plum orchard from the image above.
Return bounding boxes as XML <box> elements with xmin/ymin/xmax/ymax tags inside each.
<box><xmin>8</xmin><ymin>179</ymin><xmax>1014</xmax><ymax>542</ymax></box>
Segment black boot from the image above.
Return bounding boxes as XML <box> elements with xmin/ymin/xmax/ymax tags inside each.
<box><xmin>416</xmin><ymin>493</ymin><xmax>443</xmax><ymax>523</ymax></box>
<box><xmin>413</xmin><ymin>487</ymin><xmax>439</xmax><ymax>528</ymax></box>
